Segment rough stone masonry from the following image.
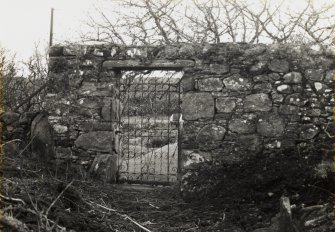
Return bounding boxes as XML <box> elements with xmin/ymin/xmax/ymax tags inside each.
<box><xmin>47</xmin><ymin>43</ymin><xmax>335</xmax><ymax>190</ymax></box>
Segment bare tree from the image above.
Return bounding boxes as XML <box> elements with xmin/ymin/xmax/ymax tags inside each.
<box><xmin>82</xmin><ymin>0</ymin><xmax>335</xmax><ymax>46</ymax></box>
<box><xmin>1</xmin><ymin>45</ymin><xmax>48</xmax><ymax>113</ymax></box>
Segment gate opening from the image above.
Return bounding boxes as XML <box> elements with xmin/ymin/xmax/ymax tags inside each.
<box><xmin>118</xmin><ymin>70</ymin><xmax>183</xmax><ymax>185</ymax></box>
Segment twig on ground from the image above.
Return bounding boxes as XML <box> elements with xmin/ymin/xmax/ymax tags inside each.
<box><xmin>45</xmin><ymin>180</ymin><xmax>74</xmax><ymax>216</ymax></box>
<box><xmin>0</xmin><ymin>139</ymin><xmax>22</xmax><ymax>148</ymax></box>
<box><xmin>23</xmin><ymin>208</ymin><xmax>67</xmax><ymax>231</ymax></box>
<box><xmin>0</xmin><ymin>193</ymin><xmax>26</xmax><ymax>205</ymax></box>
<box><xmin>88</xmin><ymin>200</ymin><xmax>152</xmax><ymax>232</ymax></box>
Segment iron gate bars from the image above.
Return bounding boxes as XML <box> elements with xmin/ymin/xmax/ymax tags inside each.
<box><xmin>118</xmin><ymin>70</ymin><xmax>182</xmax><ymax>185</ymax></box>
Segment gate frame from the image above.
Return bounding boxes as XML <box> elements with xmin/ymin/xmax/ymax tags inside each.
<box><xmin>106</xmin><ymin>63</ymin><xmax>193</xmax><ymax>185</ymax></box>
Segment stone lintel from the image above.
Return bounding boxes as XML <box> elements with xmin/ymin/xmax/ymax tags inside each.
<box><xmin>103</xmin><ymin>59</ymin><xmax>195</xmax><ymax>70</ymax></box>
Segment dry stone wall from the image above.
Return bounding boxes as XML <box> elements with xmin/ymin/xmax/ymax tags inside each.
<box><xmin>47</xmin><ymin>43</ymin><xmax>335</xmax><ymax>186</ymax></box>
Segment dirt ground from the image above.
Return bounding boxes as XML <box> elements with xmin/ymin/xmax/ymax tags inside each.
<box><xmin>1</xmin><ymin>149</ymin><xmax>335</xmax><ymax>232</ymax></box>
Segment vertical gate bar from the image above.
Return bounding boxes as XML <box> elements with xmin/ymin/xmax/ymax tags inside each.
<box><xmin>127</xmin><ymin>73</ymin><xmax>131</xmax><ymax>181</ymax></box>
<box><xmin>167</xmin><ymin>73</ymin><xmax>171</xmax><ymax>182</ymax></box>
<box><xmin>151</xmin><ymin>74</ymin><xmax>157</xmax><ymax>181</ymax></box>
<box><xmin>140</xmin><ymin>73</ymin><xmax>144</xmax><ymax>181</ymax></box>
<box><xmin>177</xmin><ymin>77</ymin><xmax>182</xmax><ymax>180</ymax></box>
<box><xmin>116</xmin><ymin>71</ymin><xmax>122</xmax><ymax>182</ymax></box>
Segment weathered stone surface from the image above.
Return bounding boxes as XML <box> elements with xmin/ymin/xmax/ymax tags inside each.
<box><xmin>89</xmin><ymin>154</ymin><xmax>118</xmax><ymax>183</ymax></box>
<box><xmin>103</xmin><ymin>59</ymin><xmax>195</xmax><ymax>69</ymax></box>
<box><xmin>250</xmin><ymin>61</ymin><xmax>267</xmax><ymax>73</ymax></box>
<box><xmin>31</xmin><ymin>113</ymin><xmax>56</xmax><ymax>163</ymax></box>
<box><xmin>314</xmin><ymin>82</ymin><xmax>327</xmax><ymax>93</ymax></box>
<box><xmin>279</xmin><ymin>105</ymin><xmax>299</xmax><ymax>115</ymax></box>
<box><xmin>216</xmin><ymin>97</ymin><xmax>236</xmax><ymax>113</ymax></box>
<box><xmin>210</xmin><ymin>63</ymin><xmax>230</xmax><ymax>74</ymax></box>
<box><xmin>253</xmin><ymin>83</ymin><xmax>272</xmax><ymax>93</ymax></box>
<box><xmin>181</xmin><ymin>75</ymin><xmax>195</xmax><ymax>92</ymax></box>
<box><xmin>223</xmin><ymin>74</ymin><xmax>252</xmax><ymax>91</ymax></box>
<box><xmin>283</xmin><ymin>72</ymin><xmax>303</xmax><ymax>83</ymax></box>
<box><xmin>277</xmin><ymin>84</ymin><xmax>291</xmax><ymax>93</ymax></box>
<box><xmin>257</xmin><ymin>114</ymin><xmax>285</xmax><ymax>137</ymax></box>
<box><xmin>237</xmin><ymin>134</ymin><xmax>263</xmax><ymax>152</ymax></box>
<box><xmin>244</xmin><ymin>93</ymin><xmax>272</xmax><ymax>112</ymax></box>
<box><xmin>78</xmin><ymin>121</ymin><xmax>115</xmax><ymax>132</ymax></box>
<box><xmin>325</xmin><ymin>70</ymin><xmax>334</xmax><ymax>83</ymax></box>
<box><xmin>179</xmin><ymin>44</ymin><xmax>197</xmax><ymax>57</ymax></box>
<box><xmin>197</xmin><ymin>78</ymin><xmax>223</xmax><ymax>91</ymax></box>
<box><xmin>285</xmin><ymin>94</ymin><xmax>306</xmax><ymax>107</ymax></box>
<box><xmin>229</xmin><ymin>116</ymin><xmax>256</xmax><ymax>134</ymax></box>
<box><xmin>182</xmin><ymin>93</ymin><xmax>214</xmax><ymax>120</ymax></box>
<box><xmin>75</xmin><ymin>131</ymin><xmax>114</xmax><ymax>152</ymax></box>
<box><xmin>196</xmin><ymin>124</ymin><xmax>226</xmax><ymax>142</ymax></box>
<box><xmin>253</xmin><ymin>75</ymin><xmax>269</xmax><ymax>83</ymax></box>
<box><xmin>305</xmin><ymin>69</ymin><xmax>324</xmax><ymax>81</ymax></box>
<box><xmin>268</xmin><ymin>59</ymin><xmax>289</xmax><ymax>73</ymax></box>
<box><xmin>53</xmin><ymin>124</ymin><xmax>68</xmax><ymax>134</ymax></box>
<box><xmin>268</xmin><ymin>73</ymin><xmax>281</xmax><ymax>81</ymax></box>
<box><xmin>299</xmin><ymin>124</ymin><xmax>320</xmax><ymax>140</ymax></box>
<box><xmin>272</xmin><ymin>93</ymin><xmax>284</xmax><ymax>103</ymax></box>
<box><xmin>101</xmin><ymin>97</ymin><xmax>121</xmax><ymax>121</ymax></box>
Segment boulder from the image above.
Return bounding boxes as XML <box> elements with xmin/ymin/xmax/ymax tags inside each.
<box><xmin>197</xmin><ymin>78</ymin><xmax>223</xmax><ymax>91</ymax></box>
<box><xmin>244</xmin><ymin>93</ymin><xmax>272</xmax><ymax>112</ymax></box>
<box><xmin>182</xmin><ymin>93</ymin><xmax>214</xmax><ymax>120</ymax></box>
<box><xmin>216</xmin><ymin>97</ymin><xmax>237</xmax><ymax>113</ymax></box>
<box><xmin>31</xmin><ymin>113</ymin><xmax>56</xmax><ymax>164</ymax></box>
<box><xmin>74</xmin><ymin>131</ymin><xmax>114</xmax><ymax>152</ymax></box>
<box><xmin>268</xmin><ymin>59</ymin><xmax>289</xmax><ymax>73</ymax></box>
<box><xmin>257</xmin><ymin>114</ymin><xmax>285</xmax><ymax>137</ymax></box>
<box><xmin>223</xmin><ymin>74</ymin><xmax>252</xmax><ymax>91</ymax></box>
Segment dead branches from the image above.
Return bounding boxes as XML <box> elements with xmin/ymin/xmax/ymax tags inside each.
<box><xmin>83</xmin><ymin>0</ymin><xmax>335</xmax><ymax>46</ymax></box>
<box><xmin>88</xmin><ymin>200</ymin><xmax>153</xmax><ymax>232</ymax></box>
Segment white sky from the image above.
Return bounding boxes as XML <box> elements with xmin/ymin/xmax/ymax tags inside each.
<box><xmin>0</xmin><ymin>0</ymin><xmax>96</xmax><ymax>61</ymax></box>
<box><xmin>0</xmin><ymin>0</ymin><xmax>334</xmax><ymax>62</ymax></box>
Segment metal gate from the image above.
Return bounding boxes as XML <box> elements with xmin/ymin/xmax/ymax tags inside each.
<box><xmin>118</xmin><ymin>70</ymin><xmax>182</xmax><ymax>184</ymax></box>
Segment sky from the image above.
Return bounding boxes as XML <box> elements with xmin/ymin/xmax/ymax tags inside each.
<box><xmin>0</xmin><ymin>0</ymin><xmax>96</xmax><ymax>61</ymax></box>
<box><xmin>0</xmin><ymin>0</ymin><xmax>334</xmax><ymax>63</ymax></box>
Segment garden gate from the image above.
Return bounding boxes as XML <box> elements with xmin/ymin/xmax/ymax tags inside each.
<box><xmin>117</xmin><ymin>70</ymin><xmax>183</xmax><ymax>185</ymax></box>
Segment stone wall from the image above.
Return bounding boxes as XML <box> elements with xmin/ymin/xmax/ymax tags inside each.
<box><xmin>47</xmin><ymin>43</ymin><xmax>335</xmax><ymax>184</ymax></box>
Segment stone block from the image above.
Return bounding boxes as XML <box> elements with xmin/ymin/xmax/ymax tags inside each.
<box><xmin>279</xmin><ymin>105</ymin><xmax>299</xmax><ymax>115</ymax></box>
<box><xmin>250</xmin><ymin>61</ymin><xmax>267</xmax><ymax>73</ymax></box>
<box><xmin>268</xmin><ymin>59</ymin><xmax>289</xmax><ymax>73</ymax></box>
<box><xmin>210</xmin><ymin>63</ymin><xmax>230</xmax><ymax>74</ymax></box>
<box><xmin>285</xmin><ymin>94</ymin><xmax>307</xmax><ymax>107</ymax></box>
<box><xmin>103</xmin><ymin>59</ymin><xmax>195</xmax><ymax>69</ymax></box>
<box><xmin>253</xmin><ymin>83</ymin><xmax>272</xmax><ymax>93</ymax></box>
<box><xmin>257</xmin><ymin>114</ymin><xmax>285</xmax><ymax>137</ymax></box>
<box><xmin>223</xmin><ymin>74</ymin><xmax>252</xmax><ymax>91</ymax></box>
<box><xmin>305</xmin><ymin>69</ymin><xmax>324</xmax><ymax>81</ymax></box>
<box><xmin>283</xmin><ymin>72</ymin><xmax>303</xmax><ymax>83</ymax></box>
<box><xmin>244</xmin><ymin>93</ymin><xmax>272</xmax><ymax>112</ymax></box>
<box><xmin>277</xmin><ymin>84</ymin><xmax>292</xmax><ymax>93</ymax></box>
<box><xmin>101</xmin><ymin>97</ymin><xmax>121</xmax><ymax>121</ymax></box>
<box><xmin>196</xmin><ymin>124</ymin><xmax>226</xmax><ymax>143</ymax></box>
<box><xmin>216</xmin><ymin>97</ymin><xmax>237</xmax><ymax>113</ymax></box>
<box><xmin>181</xmin><ymin>75</ymin><xmax>195</xmax><ymax>92</ymax></box>
<box><xmin>74</xmin><ymin>131</ymin><xmax>114</xmax><ymax>152</ymax></box>
<box><xmin>197</xmin><ymin>78</ymin><xmax>223</xmax><ymax>91</ymax></box>
<box><xmin>271</xmin><ymin>93</ymin><xmax>284</xmax><ymax>103</ymax></box>
<box><xmin>253</xmin><ymin>75</ymin><xmax>269</xmax><ymax>83</ymax></box>
<box><xmin>299</xmin><ymin>124</ymin><xmax>320</xmax><ymax>140</ymax></box>
<box><xmin>228</xmin><ymin>115</ymin><xmax>256</xmax><ymax>134</ymax></box>
<box><xmin>182</xmin><ymin>92</ymin><xmax>214</xmax><ymax>120</ymax></box>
